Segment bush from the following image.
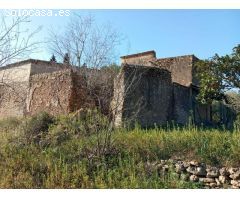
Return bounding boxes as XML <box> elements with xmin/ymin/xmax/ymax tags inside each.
<box><xmin>41</xmin><ymin>109</ymin><xmax>110</xmax><ymax>147</ymax></box>
<box><xmin>21</xmin><ymin>112</ymin><xmax>54</xmax><ymax>145</ymax></box>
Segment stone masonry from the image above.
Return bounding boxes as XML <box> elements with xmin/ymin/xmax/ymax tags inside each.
<box><xmin>0</xmin><ymin>59</ymin><xmax>93</xmax><ymax>118</ymax></box>
<box><xmin>145</xmin><ymin>158</ymin><xmax>240</xmax><ymax>189</ymax></box>
<box><xmin>0</xmin><ymin>51</ymin><xmax>212</xmax><ymax>127</ymax></box>
<box><xmin>112</xmin><ymin>50</ymin><xmax>211</xmax><ymax>127</ymax></box>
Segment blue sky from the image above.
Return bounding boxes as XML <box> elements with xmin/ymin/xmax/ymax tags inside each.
<box><xmin>23</xmin><ymin>9</ymin><xmax>240</xmax><ymax>62</ymax></box>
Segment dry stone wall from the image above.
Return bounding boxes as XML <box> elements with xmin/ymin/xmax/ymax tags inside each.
<box><xmin>146</xmin><ymin>159</ymin><xmax>240</xmax><ymax>189</ymax></box>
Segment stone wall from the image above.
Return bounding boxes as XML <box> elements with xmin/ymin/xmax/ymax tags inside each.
<box><xmin>153</xmin><ymin>55</ymin><xmax>198</xmax><ymax>87</ymax></box>
<box><xmin>120</xmin><ymin>50</ymin><xmax>156</xmax><ymax>66</ymax></box>
<box><xmin>173</xmin><ymin>83</ymin><xmax>191</xmax><ymax>124</ymax></box>
<box><xmin>112</xmin><ymin>63</ymin><xmax>211</xmax><ymax>127</ymax></box>
<box><xmin>0</xmin><ymin>55</ymin><xmax>211</xmax><ymax>126</ymax></box>
<box><xmin>112</xmin><ymin>64</ymin><xmax>173</xmax><ymax>127</ymax></box>
<box><xmin>27</xmin><ymin>70</ymin><xmax>73</xmax><ymax>115</ymax></box>
<box><xmin>0</xmin><ymin>82</ymin><xmax>28</xmax><ymax>117</ymax></box>
<box><xmin>0</xmin><ymin>63</ymin><xmax>31</xmax><ymax>117</ymax></box>
<box><xmin>146</xmin><ymin>159</ymin><xmax>240</xmax><ymax>189</ymax></box>
<box><xmin>30</xmin><ymin>60</ymin><xmax>68</xmax><ymax>75</ymax></box>
<box><xmin>27</xmin><ymin>69</ymin><xmax>93</xmax><ymax>116</ymax></box>
<box><xmin>69</xmin><ymin>71</ymin><xmax>95</xmax><ymax>112</ymax></box>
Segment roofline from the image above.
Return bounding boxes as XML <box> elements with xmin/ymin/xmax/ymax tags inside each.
<box><xmin>156</xmin><ymin>54</ymin><xmax>199</xmax><ymax>61</ymax></box>
<box><xmin>120</xmin><ymin>50</ymin><xmax>156</xmax><ymax>59</ymax></box>
<box><xmin>0</xmin><ymin>59</ymin><xmax>68</xmax><ymax>71</ymax></box>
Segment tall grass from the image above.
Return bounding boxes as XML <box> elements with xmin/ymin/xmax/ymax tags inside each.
<box><xmin>0</xmin><ymin>112</ymin><xmax>239</xmax><ymax>188</ymax></box>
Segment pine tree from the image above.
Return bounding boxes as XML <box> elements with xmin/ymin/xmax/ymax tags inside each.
<box><xmin>50</xmin><ymin>54</ymin><xmax>57</xmax><ymax>63</ymax></box>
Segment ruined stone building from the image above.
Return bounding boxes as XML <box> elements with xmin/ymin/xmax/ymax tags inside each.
<box><xmin>0</xmin><ymin>51</ymin><xmax>211</xmax><ymax>127</ymax></box>
<box><xmin>112</xmin><ymin>51</ymin><xmax>211</xmax><ymax>127</ymax></box>
<box><xmin>0</xmin><ymin>60</ymin><xmax>89</xmax><ymax>117</ymax></box>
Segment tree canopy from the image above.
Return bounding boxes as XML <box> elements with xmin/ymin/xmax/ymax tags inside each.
<box><xmin>196</xmin><ymin>44</ymin><xmax>240</xmax><ymax>104</ymax></box>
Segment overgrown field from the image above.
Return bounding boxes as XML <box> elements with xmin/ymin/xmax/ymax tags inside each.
<box><xmin>0</xmin><ymin>111</ymin><xmax>239</xmax><ymax>188</ymax></box>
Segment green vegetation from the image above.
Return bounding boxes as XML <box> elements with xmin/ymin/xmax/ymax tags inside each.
<box><xmin>195</xmin><ymin>44</ymin><xmax>240</xmax><ymax>104</ymax></box>
<box><xmin>0</xmin><ymin>111</ymin><xmax>239</xmax><ymax>188</ymax></box>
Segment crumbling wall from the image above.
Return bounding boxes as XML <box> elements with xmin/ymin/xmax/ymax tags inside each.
<box><xmin>121</xmin><ymin>51</ymin><xmax>156</xmax><ymax>66</ymax></box>
<box><xmin>27</xmin><ymin>70</ymin><xmax>73</xmax><ymax>116</ymax></box>
<box><xmin>0</xmin><ymin>63</ymin><xmax>31</xmax><ymax>117</ymax></box>
<box><xmin>69</xmin><ymin>71</ymin><xmax>94</xmax><ymax>112</ymax></box>
<box><xmin>0</xmin><ymin>82</ymin><xmax>28</xmax><ymax>117</ymax></box>
<box><xmin>27</xmin><ymin>69</ymin><xmax>93</xmax><ymax>116</ymax></box>
<box><xmin>113</xmin><ymin>65</ymin><xmax>173</xmax><ymax>127</ymax></box>
<box><xmin>154</xmin><ymin>55</ymin><xmax>198</xmax><ymax>87</ymax></box>
<box><xmin>30</xmin><ymin>60</ymin><xmax>67</xmax><ymax>75</ymax></box>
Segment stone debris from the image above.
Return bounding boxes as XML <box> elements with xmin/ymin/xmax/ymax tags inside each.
<box><xmin>186</xmin><ymin>166</ymin><xmax>207</xmax><ymax>176</ymax></box>
<box><xmin>209</xmin><ymin>182</ymin><xmax>217</xmax><ymax>188</ymax></box>
<box><xmin>199</xmin><ymin>177</ymin><xmax>215</xmax><ymax>183</ymax></box>
<box><xmin>215</xmin><ymin>178</ymin><xmax>221</xmax><ymax>186</ymax></box>
<box><xmin>230</xmin><ymin>180</ymin><xmax>240</xmax><ymax>187</ymax></box>
<box><xmin>218</xmin><ymin>175</ymin><xmax>229</xmax><ymax>184</ymax></box>
<box><xmin>228</xmin><ymin>167</ymin><xmax>238</xmax><ymax>175</ymax></box>
<box><xmin>206</xmin><ymin>167</ymin><xmax>220</xmax><ymax>178</ymax></box>
<box><xmin>143</xmin><ymin>158</ymin><xmax>240</xmax><ymax>189</ymax></box>
<box><xmin>190</xmin><ymin>175</ymin><xmax>199</xmax><ymax>182</ymax></box>
<box><xmin>189</xmin><ymin>160</ymin><xmax>199</xmax><ymax>166</ymax></box>
<box><xmin>175</xmin><ymin>163</ymin><xmax>186</xmax><ymax>173</ymax></box>
<box><xmin>229</xmin><ymin>171</ymin><xmax>240</xmax><ymax>180</ymax></box>
<box><xmin>219</xmin><ymin>167</ymin><xmax>230</xmax><ymax>176</ymax></box>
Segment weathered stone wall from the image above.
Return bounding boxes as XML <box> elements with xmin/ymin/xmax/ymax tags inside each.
<box><xmin>146</xmin><ymin>159</ymin><xmax>240</xmax><ymax>189</ymax></box>
<box><xmin>0</xmin><ymin>63</ymin><xmax>31</xmax><ymax>117</ymax></box>
<box><xmin>154</xmin><ymin>55</ymin><xmax>198</xmax><ymax>87</ymax></box>
<box><xmin>112</xmin><ymin>63</ymin><xmax>211</xmax><ymax>127</ymax></box>
<box><xmin>69</xmin><ymin>71</ymin><xmax>95</xmax><ymax>112</ymax></box>
<box><xmin>0</xmin><ymin>55</ymin><xmax>211</xmax><ymax>126</ymax></box>
<box><xmin>173</xmin><ymin>83</ymin><xmax>191</xmax><ymax>124</ymax></box>
<box><xmin>121</xmin><ymin>51</ymin><xmax>156</xmax><ymax>66</ymax></box>
<box><xmin>0</xmin><ymin>82</ymin><xmax>28</xmax><ymax>117</ymax></box>
<box><xmin>27</xmin><ymin>69</ymin><xmax>93</xmax><ymax>116</ymax></box>
<box><xmin>30</xmin><ymin>60</ymin><xmax>67</xmax><ymax>75</ymax></box>
<box><xmin>0</xmin><ymin>63</ymin><xmax>31</xmax><ymax>83</ymax></box>
<box><xmin>27</xmin><ymin>70</ymin><xmax>73</xmax><ymax>116</ymax></box>
<box><xmin>113</xmin><ymin>65</ymin><xmax>173</xmax><ymax>127</ymax></box>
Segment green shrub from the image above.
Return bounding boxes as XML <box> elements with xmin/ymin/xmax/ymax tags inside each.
<box><xmin>21</xmin><ymin>112</ymin><xmax>54</xmax><ymax>145</ymax></box>
<box><xmin>39</xmin><ymin>109</ymin><xmax>111</xmax><ymax>147</ymax></box>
